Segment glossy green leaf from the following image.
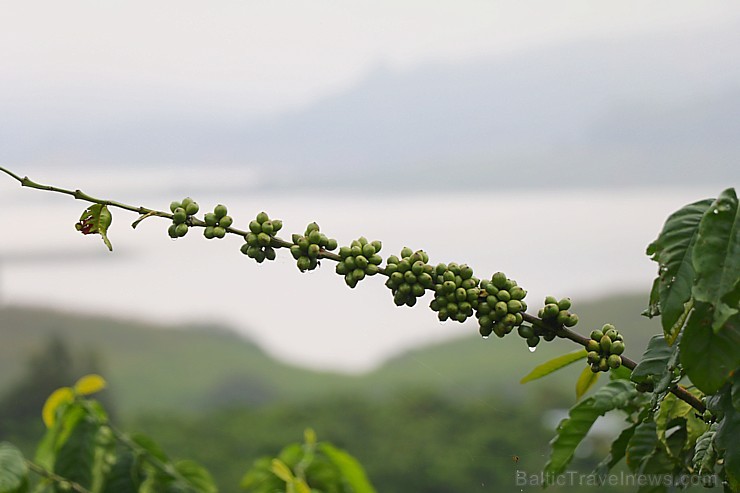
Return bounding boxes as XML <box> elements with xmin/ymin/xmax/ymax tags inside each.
<box><xmin>646</xmin><ymin>198</ymin><xmax>712</xmax><ymax>342</ymax></box>
<box><xmin>575</xmin><ymin>366</ymin><xmax>599</xmax><ymax>400</ymax></box>
<box><xmin>175</xmin><ymin>460</ymin><xmax>217</xmax><ymax>493</ymax></box>
<box><xmin>593</xmin><ymin>423</ymin><xmax>637</xmax><ymax>476</ymax></box>
<box><xmin>631</xmin><ymin>335</ymin><xmax>679</xmax><ymax>394</ymax></box>
<box><xmin>680</xmin><ymin>304</ymin><xmax>740</xmax><ymax>394</ymax></box>
<box><xmin>544</xmin><ymin>380</ymin><xmax>638</xmax><ymax>481</ymax></box>
<box><xmin>520</xmin><ymin>349</ymin><xmax>587</xmax><ymax>384</ymax></box>
<box><xmin>0</xmin><ymin>442</ymin><xmax>28</xmax><ymax>493</ymax></box>
<box><xmin>318</xmin><ymin>443</ymin><xmax>377</xmax><ymax>493</ymax></box>
<box><xmin>692</xmin><ymin>188</ymin><xmax>740</xmax><ymax>331</ymax></box>
<box><xmin>75</xmin><ymin>204</ymin><xmax>114</xmax><ymax>251</ymax></box>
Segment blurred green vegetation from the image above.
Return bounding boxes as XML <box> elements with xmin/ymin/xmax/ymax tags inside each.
<box><xmin>1</xmin><ymin>293</ymin><xmax>699</xmax><ymax>492</ymax></box>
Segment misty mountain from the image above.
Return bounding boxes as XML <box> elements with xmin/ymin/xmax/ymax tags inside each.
<box><xmin>4</xmin><ymin>22</ymin><xmax>739</xmax><ymax>189</ymax></box>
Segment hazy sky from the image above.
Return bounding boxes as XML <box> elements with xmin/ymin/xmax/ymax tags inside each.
<box><xmin>3</xmin><ymin>1</ymin><xmax>739</xmax><ymax>119</ymax></box>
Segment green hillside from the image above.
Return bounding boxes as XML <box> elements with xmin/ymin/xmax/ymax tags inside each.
<box><xmin>0</xmin><ymin>292</ymin><xmax>659</xmax><ymax>417</ymax></box>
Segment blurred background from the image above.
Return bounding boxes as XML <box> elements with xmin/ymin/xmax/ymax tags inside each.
<box><xmin>1</xmin><ymin>1</ymin><xmax>738</xmax><ymax>491</ymax></box>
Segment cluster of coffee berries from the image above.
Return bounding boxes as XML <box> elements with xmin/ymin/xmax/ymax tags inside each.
<box><xmin>538</xmin><ymin>296</ymin><xmax>579</xmax><ymax>327</ymax></box>
<box><xmin>429</xmin><ymin>263</ymin><xmax>480</xmax><ymax>323</ymax></box>
<box><xmin>290</xmin><ymin>223</ymin><xmax>337</xmax><ymax>272</ymax></box>
<box><xmin>476</xmin><ymin>272</ymin><xmax>528</xmax><ymax>338</ymax></box>
<box><xmin>240</xmin><ymin>212</ymin><xmax>282</xmax><ymax>263</ymax></box>
<box><xmin>384</xmin><ymin>248</ymin><xmax>434</xmax><ymax>307</ymax></box>
<box><xmin>336</xmin><ymin>238</ymin><xmax>383</xmax><ymax>288</ymax></box>
<box><xmin>202</xmin><ymin>204</ymin><xmax>233</xmax><ymax>240</ymax></box>
<box><xmin>586</xmin><ymin>324</ymin><xmax>625</xmax><ymax>372</ymax></box>
<box><xmin>168</xmin><ymin>197</ymin><xmax>200</xmax><ymax>238</ymax></box>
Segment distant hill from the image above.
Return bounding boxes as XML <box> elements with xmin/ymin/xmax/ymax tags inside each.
<box><xmin>0</xmin><ymin>292</ymin><xmax>660</xmax><ymax>418</ymax></box>
<box><xmin>4</xmin><ymin>21</ymin><xmax>739</xmax><ymax>189</ymax></box>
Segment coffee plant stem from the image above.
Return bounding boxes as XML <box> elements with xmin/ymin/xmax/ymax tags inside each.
<box><xmin>521</xmin><ymin>312</ymin><xmax>705</xmax><ymax>412</ymax></box>
<box><xmin>0</xmin><ymin>166</ymin><xmax>705</xmax><ymax>414</ymax></box>
<box><xmin>25</xmin><ymin>459</ymin><xmax>93</xmax><ymax>493</ymax></box>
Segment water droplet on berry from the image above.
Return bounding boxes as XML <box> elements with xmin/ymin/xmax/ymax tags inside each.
<box><xmin>528</xmin><ymin>346</ymin><xmax>537</xmax><ymax>353</ymax></box>
<box><xmin>482</xmin><ymin>335</ymin><xmax>489</xmax><ymax>340</ymax></box>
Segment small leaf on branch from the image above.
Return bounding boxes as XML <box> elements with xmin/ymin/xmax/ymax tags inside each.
<box><xmin>75</xmin><ymin>204</ymin><xmax>113</xmax><ymax>251</ymax></box>
<box><xmin>520</xmin><ymin>349</ymin><xmax>587</xmax><ymax>384</ymax></box>
<box><xmin>73</xmin><ymin>374</ymin><xmax>107</xmax><ymax>396</ymax></box>
<box><xmin>41</xmin><ymin>387</ymin><xmax>74</xmax><ymax>428</ymax></box>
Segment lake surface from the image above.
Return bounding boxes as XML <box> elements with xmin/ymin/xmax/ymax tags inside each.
<box><xmin>0</xmin><ymin>170</ymin><xmax>725</xmax><ymax>372</ymax></box>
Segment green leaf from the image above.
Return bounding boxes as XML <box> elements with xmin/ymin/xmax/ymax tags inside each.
<box><xmin>35</xmin><ymin>403</ymin><xmax>86</xmax><ymax>470</ymax></box>
<box><xmin>270</xmin><ymin>459</ymin><xmax>294</xmax><ymax>483</ymax></box>
<box><xmin>692</xmin><ymin>188</ymin><xmax>740</xmax><ymax>331</ymax></box>
<box><xmin>593</xmin><ymin>423</ymin><xmax>637</xmax><ymax>476</ymax></box>
<box><xmin>575</xmin><ymin>366</ymin><xmax>599</xmax><ymax>400</ymax></box>
<box><xmin>715</xmin><ymin>392</ymin><xmax>740</xmax><ymax>492</ymax></box>
<box><xmin>130</xmin><ymin>433</ymin><xmax>169</xmax><ymax>463</ymax></box>
<box><xmin>175</xmin><ymin>460</ymin><xmax>217</xmax><ymax>493</ymax></box>
<box><xmin>732</xmin><ymin>371</ymin><xmax>740</xmax><ymax>412</ymax></box>
<box><xmin>544</xmin><ymin>380</ymin><xmax>638</xmax><ymax>481</ymax></box>
<box><xmin>318</xmin><ymin>443</ymin><xmax>377</xmax><ymax>493</ymax></box>
<box><xmin>75</xmin><ymin>204</ymin><xmax>113</xmax><ymax>251</ymax></box>
<box><xmin>692</xmin><ymin>423</ymin><xmax>718</xmax><ymax>475</ymax></box>
<box><xmin>680</xmin><ymin>304</ymin><xmax>740</xmax><ymax>394</ymax></box>
<box><xmin>54</xmin><ymin>417</ymin><xmax>100</xmax><ymax>490</ymax></box>
<box><xmin>0</xmin><ymin>442</ymin><xmax>28</xmax><ymax>493</ymax></box>
<box><xmin>655</xmin><ymin>391</ymin><xmax>707</xmax><ymax>456</ymax></box>
<box><xmin>101</xmin><ymin>450</ymin><xmax>141</xmax><ymax>493</ymax></box>
<box><xmin>625</xmin><ymin>421</ymin><xmax>658</xmax><ymax>472</ymax></box>
<box><xmin>631</xmin><ymin>335</ymin><xmax>679</xmax><ymax>394</ymax></box>
<box><xmin>647</xmin><ymin>198</ymin><xmax>712</xmax><ymax>342</ymax></box>
<box><xmin>520</xmin><ymin>349</ymin><xmax>587</xmax><ymax>384</ymax></box>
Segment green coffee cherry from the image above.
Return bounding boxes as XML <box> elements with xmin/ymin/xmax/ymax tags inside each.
<box><xmin>611</xmin><ymin>341</ymin><xmax>625</xmax><ymax>355</ymax></box>
<box><xmin>220</xmin><ymin>215</ymin><xmax>233</xmax><ymax>228</ymax></box>
<box><xmin>476</xmin><ymin>272</ymin><xmax>527</xmax><ymax>337</ymax></box>
<box><xmin>214</xmin><ymin>204</ymin><xmax>228</xmax><ymax>218</ymax></box>
<box><xmin>337</xmin><ymin>237</ymin><xmax>383</xmax><ymax>287</ymax></box>
<box><xmin>241</xmin><ymin>211</ymin><xmax>284</xmax><ymax>262</ymax></box>
<box><xmin>173</xmin><ymin>208</ymin><xmax>187</xmax><ymax>224</ymax></box>
<box><xmin>585</xmin><ymin>323</ymin><xmax>625</xmax><ymax>373</ymax></box>
<box><xmin>185</xmin><ymin>201</ymin><xmax>199</xmax><ymax>215</ymax></box>
<box><xmin>430</xmin><ymin>263</ymin><xmax>480</xmax><ymax>323</ymax></box>
<box><xmin>291</xmin><ymin>222</ymin><xmax>336</xmax><ymax>272</ymax></box>
<box><xmin>169</xmin><ymin>201</ymin><xmax>181</xmax><ymax>213</ymax></box>
<box><xmin>387</xmin><ymin>248</ymin><xmax>432</xmax><ymax>307</ymax></box>
<box><xmin>175</xmin><ymin>223</ymin><xmax>188</xmax><ymax>237</ymax></box>
<box><xmin>205</xmin><ymin>213</ymin><xmax>218</xmax><ymax>227</ymax></box>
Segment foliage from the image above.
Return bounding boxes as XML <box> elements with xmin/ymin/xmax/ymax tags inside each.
<box><xmin>0</xmin><ymin>168</ymin><xmax>737</xmax><ymax>492</ymax></box>
<box><xmin>1</xmin><ymin>378</ymin><xmax>372</xmax><ymax>493</ymax></box>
